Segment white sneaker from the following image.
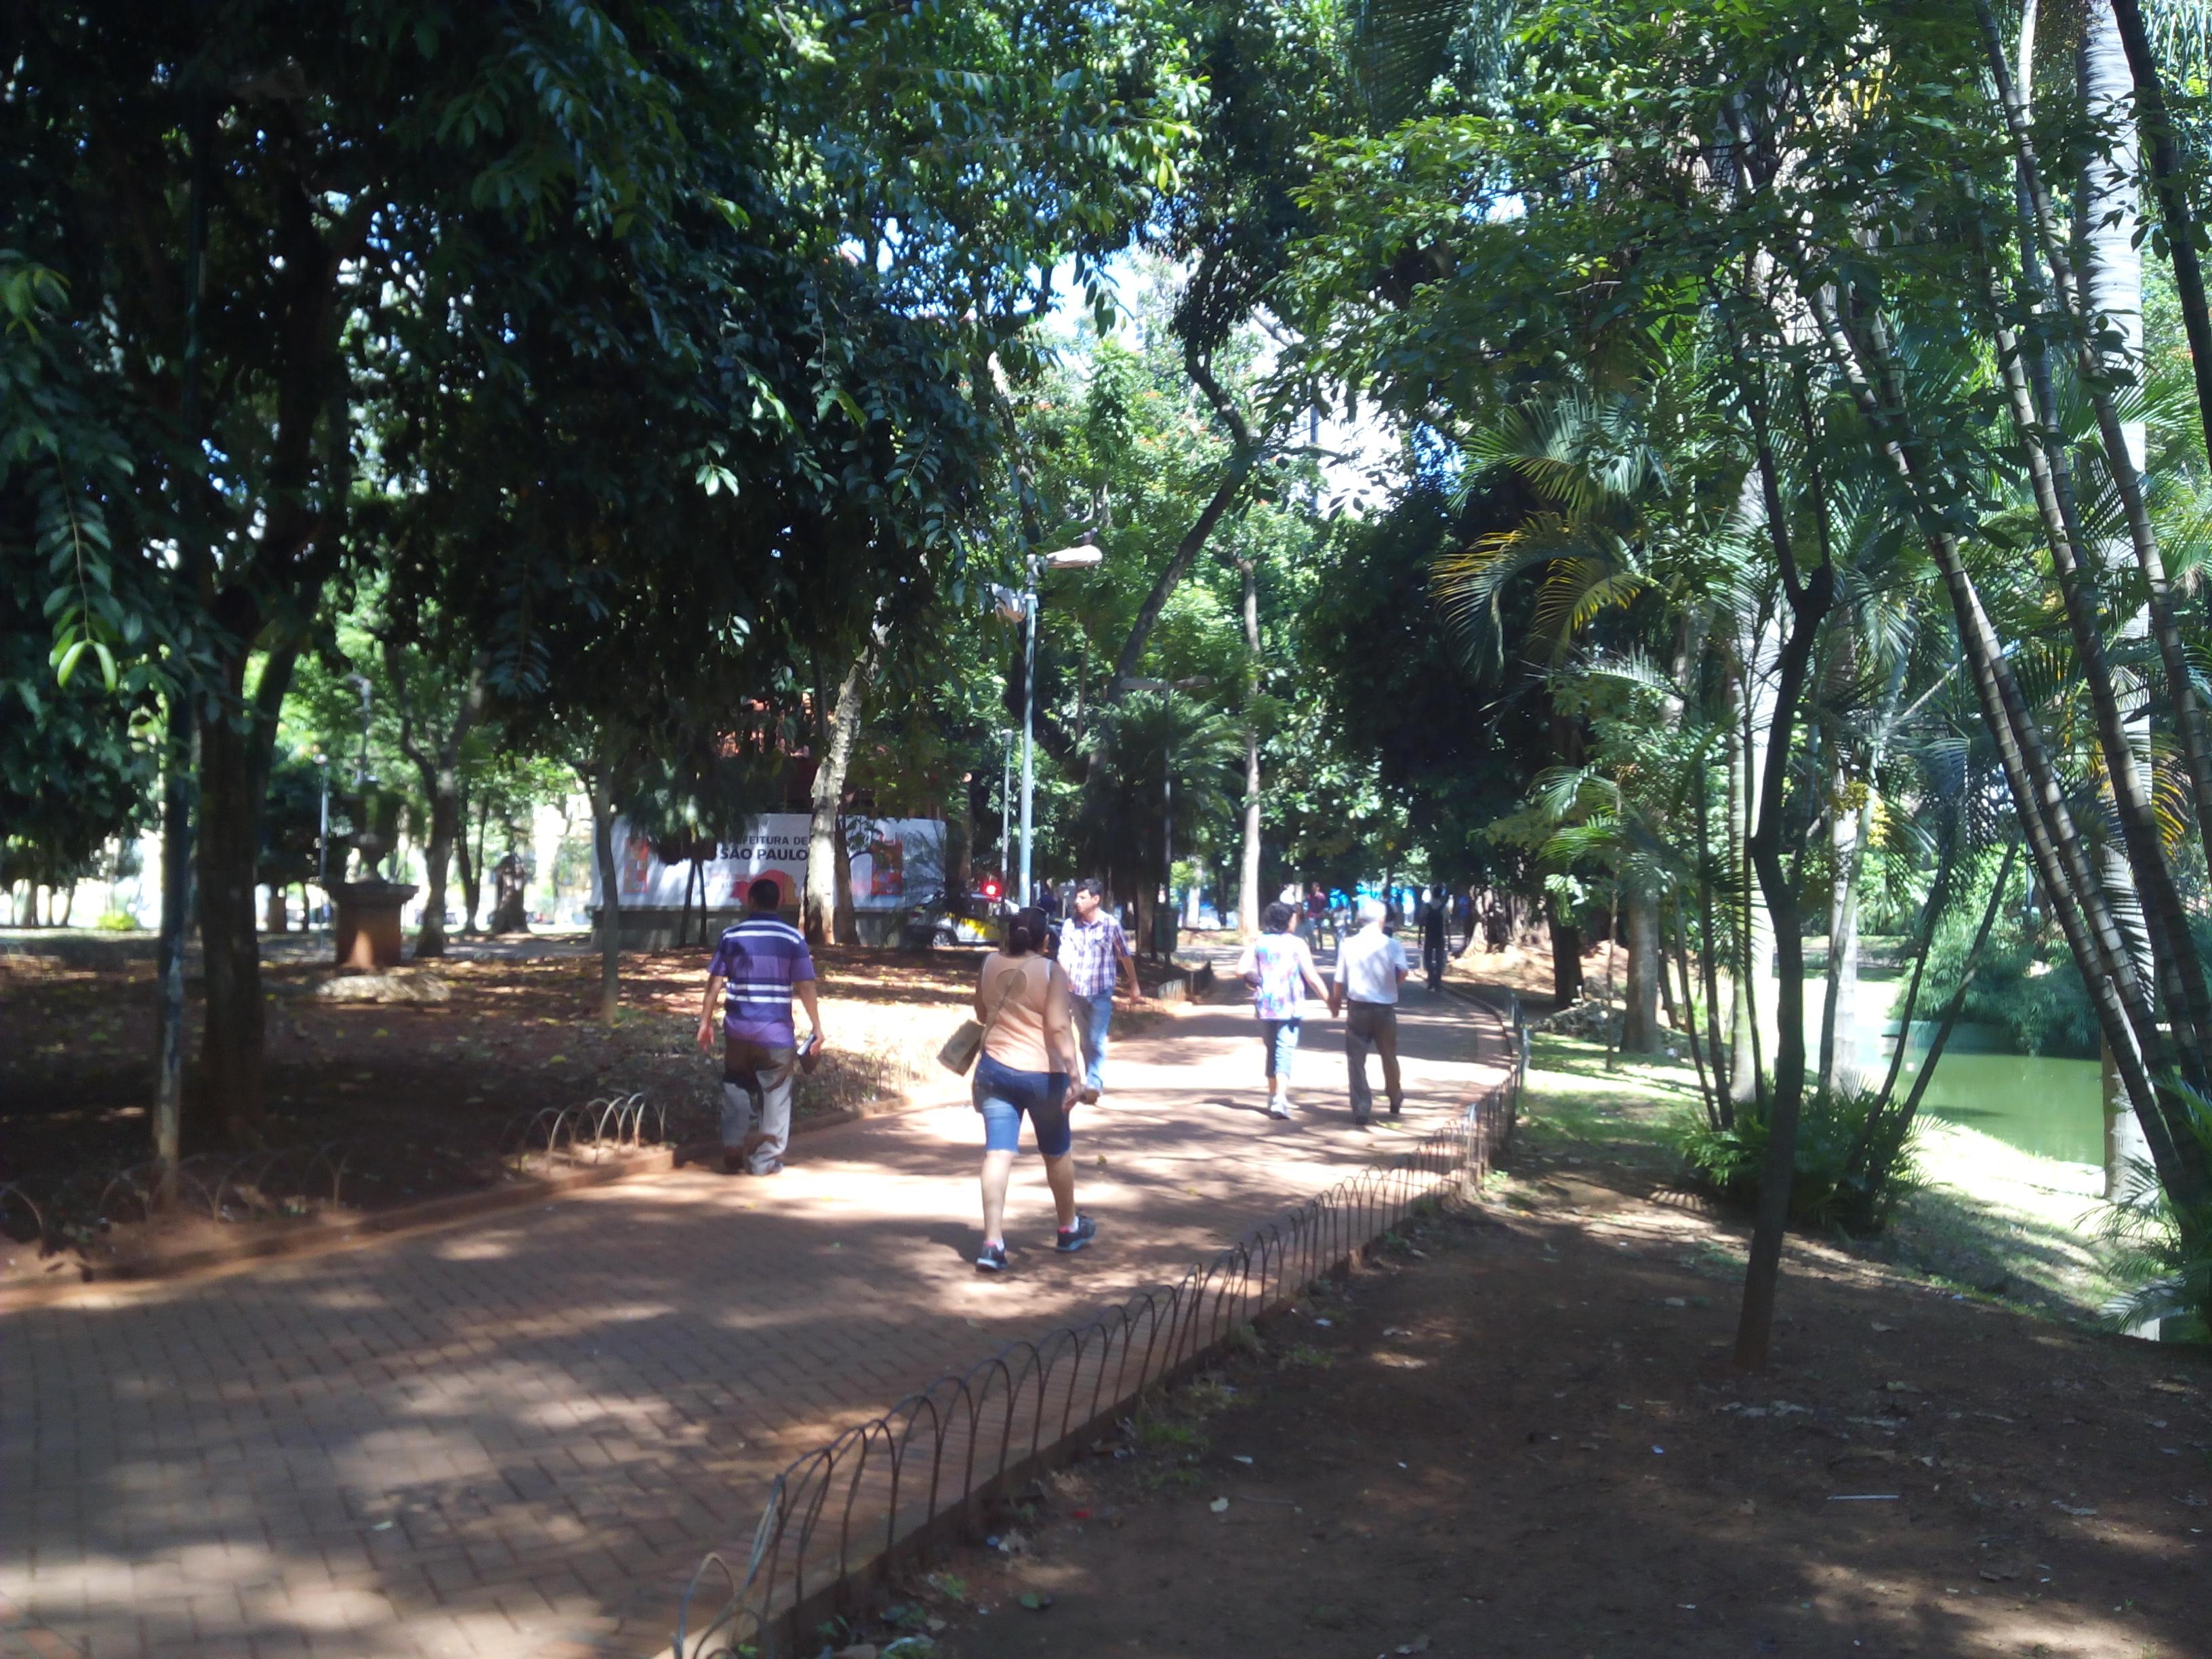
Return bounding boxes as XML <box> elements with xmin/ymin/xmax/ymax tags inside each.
<box><xmin>1267</xmin><ymin>1097</ymin><xmax>1291</xmax><ymax>1120</ymax></box>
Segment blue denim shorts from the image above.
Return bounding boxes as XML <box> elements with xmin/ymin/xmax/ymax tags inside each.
<box><xmin>974</xmin><ymin>1052</ymin><xmax>1073</xmax><ymax>1156</ymax></box>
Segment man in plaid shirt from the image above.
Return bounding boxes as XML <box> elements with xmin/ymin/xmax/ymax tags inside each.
<box><xmin>1052</xmin><ymin>877</ymin><xmax>1143</xmax><ymax>1101</ymax></box>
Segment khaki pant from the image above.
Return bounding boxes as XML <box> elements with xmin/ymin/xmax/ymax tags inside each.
<box><xmin>722</xmin><ymin>1036</ymin><xmax>796</xmax><ymax>1172</ymax></box>
<box><xmin>1344</xmin><ymin>1002</ymin><xmax>1401</xmax><ymax>1120</ymax></box>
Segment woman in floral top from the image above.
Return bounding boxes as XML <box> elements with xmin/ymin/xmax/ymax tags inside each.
<box><xmin>1237</xmin><ymin>900</ymin><xmax>1332</xmax><ymax>1120</ymax></box>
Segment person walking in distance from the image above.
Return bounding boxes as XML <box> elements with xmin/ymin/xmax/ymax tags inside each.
<box><xmin>1419</xmin><ymin>884</ymin><xmax>1451</xmax><ymax>991</ymax></box>
<box><xmin>1304</xmin><ymin>881</ymin><xmax>1332</xmax><ymax>952</ymax></box>
<box><xmin>695</xmin><ymin>878</ymin><xmax>823</xmax><ymax>1174</ymax></box>
<box><xmin>1328</xmin><ymin>897</ymin><xmax>1410</xmax><ymax>1124</ymax></box>
<box><xmin>1239</xmin><ymin>900</ymin><xmax>1332</xmax><ymax>1120</ymax></box>
<box><xmin>1053</xmin><ymin>877</ymin><xmax>1142</xmax><ymax>1103</ymax></box>
<box><xmin>972</xmin><ymin>905</ymin><xmax>1096</xmax><ymax>1271</ymax></box>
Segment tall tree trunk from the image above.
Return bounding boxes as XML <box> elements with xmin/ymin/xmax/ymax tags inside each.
<box><xmin>834</xmin><ymin>819</ymin><xmax>859</xmax><ymax>945</ymax></box>
<box><xmin>455</xmin><ymin>794</ymin><xmax>481</xmax><ymax>935</ymax></box>
<box><xmin>1548</xmin><ymin>894</ymin><xmax>1583</xmax><ymax>1005</ymax></box>
<box><xmin>1790</xmin><ymin>242</ymin><xmax>2196</xmax><ymax>1202</ymax></box>
<box><xmin>389</xmin><ymin>653</ymin><xmax>487</xmax><ymax>960</ymax></box>
<box><xmin>195</xmin><ymin>695</ymin><xmax>267</xmax><ymax>1146</ymax></box>
<box><xmin>1981</xmin><ymin>0</ymin><xmax>2189</xmax><ymax>1192</ymax></box>
<box><xmin>1726</xmin><ymin>693</ymin><xmax>1767</xmax><ymax>1109</ymax></box>
<box><xmin>1981</xmin><ymin>0</ymin><xmax>2212</xmax><ymax>912</ymax></box>
<box><xmin>156</xmin><ymin>90</ymin><xmax>209</xmax><ymax>1187</ymax></box>
<box><xmin>1237</xmin><ymin>555</ymin><xmax>1263</xmax><ymax>943</ymax></box>
<box><xmin>1696</xmin><ymin>751</ymin><xmax>1733</xmax><ymax>1128</ymax></box>
<box><xmin>2081</xmin><ymin>1</ymin><xmax>2160</xmax><ymax>1199</ymax></box>
<box><xmin>1108</xmin><ymin>355</ymin><xmax>1256</xmax><ymax>696</ymax></box>
<box><xmin>413</xmin><ymin>789</ymin><xmax>461</xmax><ymax>959</ymax></box>
<box><xmin>1620</xmin><ymin>890</ymin><xmax>1660</xmax><ymax>1052</ymax></box>
<box><xmin>1733</xmin><ymin>440</ymin><xmax>1837</xmax><ymax>1370</ymax></box>
<box><xmin>1818</xmin><ymin>787</ymin><xmax>1869</xmax><ymax>1097</ymax></box>
<box><xmin>192</xmin><ymin>633</ymin><xmax>301</xmax><ymax>1146</ymax></box>
<box><xmin>152</xmin><ymin>718</ymin><xmax>196</xmax><ymax>1184</ymax></box>
<box><xmin>804</xmin><ymin>623</ymin><xmax>886</xmax><ymax>947</ymax></box>
<box><xmin>586</xmin><ymin>763</ymin><xmax>621</xmax><ymax>1025</ymax></box>
<box><xmin>1961</xmin><ymin>0</ymin><xmax>2212</xmax><ymax>1212</ymax></box>
<box><xmin>2110</xmin><ymin>0</ymin><xmax>2212</xmax><ymax>467</ymax></box>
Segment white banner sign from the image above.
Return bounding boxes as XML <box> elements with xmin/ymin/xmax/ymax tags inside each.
<box><xmin>591</xmin><ymin>814</ymin><xmax>945</xmax><ymax>911</ymax></box>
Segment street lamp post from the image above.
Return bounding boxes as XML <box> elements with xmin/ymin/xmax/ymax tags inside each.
<box><xmin>994</xmin><ymin>546</ymin><xmax>1103</xmax><ymax>905</ymax></box>
<box><xmin>1119</xmin><ymin>674</ymin><xmax>1210</xmax><ymax>952</ymax></box>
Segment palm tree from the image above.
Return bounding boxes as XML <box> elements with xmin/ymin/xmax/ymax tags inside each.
<box><xmin>1071</xmin><ymin>690</ymin><xmax>1242</xmax><ymax>945</ymax></box>
<box><xmin>1436</xmin><ymin>367</ymin><xmax>1761</xmax><ymax>1058</ymax></box>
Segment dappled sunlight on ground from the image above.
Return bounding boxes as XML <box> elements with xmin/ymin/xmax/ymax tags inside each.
<box><xmin>2</xmin><ymin>942</ymin><xmax>1002</xmax><ymax>1289</ymax></box>
<box><xmin>916</xmin><ymin>1194</ymin><xmax>2205</xmax><ymax>1659</ymax></box>
<box><xmin>0</xmin><ymin>986</ymin><xmax>1507</xmax><ymax>1657</ymax></box>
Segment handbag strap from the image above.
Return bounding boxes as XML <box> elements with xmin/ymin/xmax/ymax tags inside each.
<box><xmin>977</xmin><ymin>956</ymin><xmax>1039</xmax><ymax>1048</ymax></box>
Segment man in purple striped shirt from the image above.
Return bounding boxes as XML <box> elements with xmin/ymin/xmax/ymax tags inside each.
<box><xmin>695</xmin><ymin>878</ymin><xmax>823</xmax><ymax>1174</ymax></box>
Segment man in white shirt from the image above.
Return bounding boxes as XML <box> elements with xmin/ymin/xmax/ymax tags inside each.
<box><xmin>1328</xmin><ymin>897</ymin><xmax>1410</xmax><ymax>1124</ymax></box>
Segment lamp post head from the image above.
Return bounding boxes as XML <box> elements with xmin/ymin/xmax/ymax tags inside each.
<box><xmin>1037</xmin><ymin>546</ymin><xmax>1103</xmax><ymax>570</ymax></box>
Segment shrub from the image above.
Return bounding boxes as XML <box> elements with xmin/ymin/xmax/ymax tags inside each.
<box><xmin>1900</xmin><ymin>850</ymin><xmax>2097</xmax><ymax>1057</ymax></box>
<box><xmin>2093</xmin><ymin>1084</ymin><xmax>2212</xmax><ymax>1344</ymax></box>
<box><xmin>94</xmin><ymin>909</ymin><xmax>139</xmax><ymax>932</ymax></box>
<box><xmin>1675</xmin><ymin>1086</ymin><xmax>1922</xmax><ymax>1235</ymax></box>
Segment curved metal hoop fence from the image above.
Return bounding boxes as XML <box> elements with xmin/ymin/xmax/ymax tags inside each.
<box><xmin>0</xmin><ymin>1090</ymin><xmax>705</xmax><ymax>1254</ymax></box>
<box><xmin>673</xmin><ymin>998</ymin><xmax>1525</xmax><ymax>1659</ymax></box>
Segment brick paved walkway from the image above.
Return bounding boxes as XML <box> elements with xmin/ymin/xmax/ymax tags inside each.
<box><xmin>3</xmin><ymin>984</ymin><xmax>1504</xmax><ymax>1659</ymax></box>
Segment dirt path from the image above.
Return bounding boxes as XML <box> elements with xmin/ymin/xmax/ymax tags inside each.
<box><xmin>899</xmin><ymin>1090</ymin><xmax>2209</xmax><ymax>1659</ymax></box>
<box><xmin>0</xmin><ymin>985</ymin><xmax>1505</xmax><ymax>1659</ymax></box>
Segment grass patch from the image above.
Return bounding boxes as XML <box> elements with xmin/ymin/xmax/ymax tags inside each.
<box><xmin>1126</xmin><ymin>1370</ymin><xmax>1243</xmax><ymax>1491</ymax></box>
<box><xmin>1519</xmin><ymin>1033</ymin><xmax>1692</xmax><ymax>1157</ymax></box>
<box><xmin>1522</xmin><ymin>1025</ymin><xmax>2127</xmax><ymax>1325</ymax></box>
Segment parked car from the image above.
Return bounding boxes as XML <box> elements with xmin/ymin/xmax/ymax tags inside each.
<box><xmin>901</xmin><ymin>883</ymin><xmax>1008</xmax><ymax>949</ymax></box>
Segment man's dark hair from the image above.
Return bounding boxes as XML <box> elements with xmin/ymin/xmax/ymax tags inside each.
<box><xmin>747</xmin><ymin>877</ymin><xmax>783</xmax><ymax>911</ymax></box>
<box><xmin>1263</xmin><ymin>900</ymin><xmax>1296</xmax><ymax>933</ymax></box>
<box><xmin>1073</xmin><ymin>876</ymin><xmax>1105</xmax><ymax>899</ymax></box>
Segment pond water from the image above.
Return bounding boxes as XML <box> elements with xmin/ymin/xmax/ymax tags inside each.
<box><xmin>1778</xmin><ymin>974</ymin><xmax>2104</xmax><ymax>1166</ymax></box>
<box><xmin>1885</xmin><ymin>1036</ymin><xmax>2103</xmax><ymax>1166</ymax></box>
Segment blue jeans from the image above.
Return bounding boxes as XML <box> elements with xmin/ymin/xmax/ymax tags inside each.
<box><xmin>1260</xmin><ymin>1017</ymin><xmax>1302</xmax><ymax>1085</ymax></box>
<box><xmin>974</xmin><ymin>1053</ymin><xmax>1073</xmax><ymax>1156</ymax></box>
<box><xmin>1069</xmin><ymin>991</ymin><xmax>1114</xmax><ymax>1094</ymax></box>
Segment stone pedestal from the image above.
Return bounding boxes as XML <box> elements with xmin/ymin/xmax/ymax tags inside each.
<box><xmin>333</xmin><ymin>881</ymin><xmax>417</xmax><ymax>970</ymax></box>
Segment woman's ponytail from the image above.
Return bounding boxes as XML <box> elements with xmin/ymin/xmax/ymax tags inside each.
<box><xmin>1005</xmin><ymin>905</ymin><xmax>1049</xmax><ymax>956</ymax></box>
